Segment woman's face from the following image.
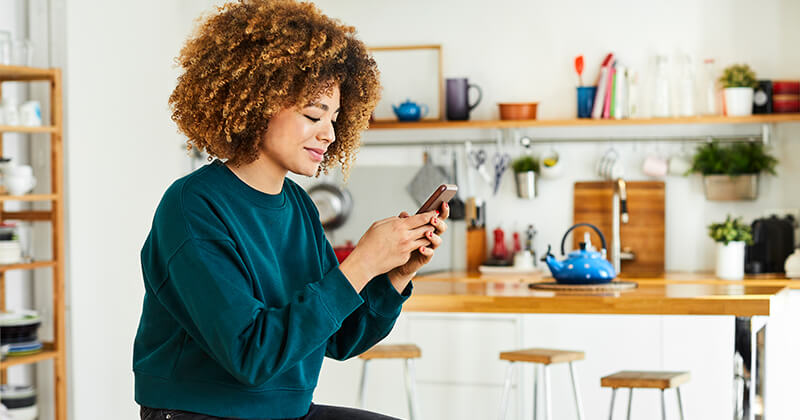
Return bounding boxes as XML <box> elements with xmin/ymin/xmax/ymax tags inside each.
<box><xmin>261</xmin><ymin>85</ymin><xmax>340</xmax><ymax>177</ymax></box>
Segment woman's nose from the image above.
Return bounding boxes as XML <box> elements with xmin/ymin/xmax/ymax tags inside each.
<box><xmin>317</xmin><ymin>120</ymin><xmax>335</xmax><ymax>144</ymax></box>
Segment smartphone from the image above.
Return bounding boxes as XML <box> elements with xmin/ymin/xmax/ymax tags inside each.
<box><xmin>416</xmin><ymin>184</ymin><xmax>458</xmax><ymax>214</ymax></box>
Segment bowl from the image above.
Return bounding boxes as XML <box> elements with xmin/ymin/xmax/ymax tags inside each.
<box><xmin>498</xmin><ymin>102</ymin><xmax>539</xmax><ymax>120</ymax></box>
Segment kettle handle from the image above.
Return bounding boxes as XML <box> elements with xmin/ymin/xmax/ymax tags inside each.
<box><xmin>560</xmin><ymin>223</ymin><xmax>607</xmax><ymax>256</ymax></box>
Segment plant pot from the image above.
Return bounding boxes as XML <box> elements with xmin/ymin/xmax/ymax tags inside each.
<box><xmin>724</xmin><ymin>87</ymin><xmax>754</xmax><ymax>116</ymax></box>
<box><xmin>716</xmin><ymin>241</ymin><xmax>745</xmax><ymax>280</ymax></box>
<box><xmin>703</xmin><ymin>174</ymin><xmax>758</xmax><ymax>201</ymax></box>
<box><xmin>514</xmin><ymin>171</ymin><xmax>537</xmax><ymax>199</ymax></box>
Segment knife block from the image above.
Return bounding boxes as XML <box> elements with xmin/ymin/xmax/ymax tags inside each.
<box><xmin>466</xmin><ymin>227</ymin><xmax>486</xmax><ymax>273</ymax></box>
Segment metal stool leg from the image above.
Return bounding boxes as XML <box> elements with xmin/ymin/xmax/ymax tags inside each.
<box><xmin>358</xmin><ymin>360</ymin><xmax>369</xmax><ymax>408</ymax></box>
<box><xmin>542</xmin><ymin>365</ymin><xmax>552</xmax><ymax>420</ymax></box>
<box><xmin>676</xmin><ymin>387</ymin><xmax>685</xmax><ymax>420</ymax></box>
<box><xmin>532</xmin><ymin>364</ymin><xmax>539</xmax><ymax>420</ymax></box>
<box><xmin>608</xmin><ymin>388</ymin><xmax>617</xmax><ymax>420</ymax></box>
<box><xmin>498</xmin><ymin>362</ymin><xmax>514</xmax><ymax>420</ymax></box>
<box><xmin>568</xmin><ymin>362</ymin><xmax>584</xmax><ymax>420</ymax></box>
<box><xmin>626</xmin><ymin>389</ymin><xmax>633</xmax><ymax>420</ymax></box>
<box><xmin>404</xmin><ymin>359</ymin><xmax>421</xmax><ymax>420</ymax></box>
<box><xmin>660</xmin><ymin>389</ymin><xmax>667</xmax><ymax>420</ymax></box>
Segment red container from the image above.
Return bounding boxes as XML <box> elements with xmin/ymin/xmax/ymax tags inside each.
<box><xmin>773</xmin><ymin>94</ymin><xmax>800</xmax><ymax>113</ymax></box>
<box><xmin>772</xmin><ymin>81</ymin><xmax>800</xmax><ymax>95</ymax></box>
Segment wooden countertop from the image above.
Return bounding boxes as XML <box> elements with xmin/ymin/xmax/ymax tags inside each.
<box><xmin>405</xmin><ymin>271</ymin><xmax>799</xmax><ymax>316</ymax></box>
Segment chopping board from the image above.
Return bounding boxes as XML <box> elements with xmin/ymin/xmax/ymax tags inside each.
<box><xmin>573</xmin><ymin>181</ymin><xmax>665</xmax><ymax>275</ymax></box>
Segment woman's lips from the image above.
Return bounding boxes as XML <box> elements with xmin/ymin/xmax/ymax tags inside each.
<box><xmin>305</xmin><ymin>147</ymin><xmax>324</xmax><ymax>162</ymax></box>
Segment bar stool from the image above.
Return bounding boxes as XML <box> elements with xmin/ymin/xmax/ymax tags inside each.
<box><xmin>358</xmin><ymin>344</ymin><xmax>422</xmax><ymax>420</ymax></box>
<box><xmin>498</xmin><ymin>348</ymin><xmax>585</xmax><ymax>420</ymax></box>
<box><xmin>601</xmin><ymin>370</ymin><xmax>690</xmax><ymax>420</ymax></box>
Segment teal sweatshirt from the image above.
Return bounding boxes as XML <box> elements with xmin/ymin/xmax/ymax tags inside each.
<box><xmin>133</xmin><ymin>160</ymin><xmax>411</xmax><ymax>419</ymax></box>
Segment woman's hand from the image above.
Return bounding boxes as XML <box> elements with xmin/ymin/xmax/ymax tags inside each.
<box><xmin>387</xmin><ymin>202</ymin><xmax>450</xmax><ymax>288</ymax></box>
<box><xmin>339</xmin><ymin>210</ymin><xmax>439</xmax><ymax>292</ymax></box>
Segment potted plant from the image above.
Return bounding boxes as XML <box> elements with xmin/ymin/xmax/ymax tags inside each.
<box><xmin>511</xmin><ymin>155</ymin><xmax>539</xmax><ymax>199</ymax></box>
<box><xmin>719</xmin><ymin>64</ymin><xmax>758</xmax><ymax>116</ymax></box>
<box><xmin>687</xmin><ymin>141</ymin><xmax>778</xmax><ymax>200</ymax></box>
<box><xmin>709</xmin><ymin>215</ymin><xmax>753</xmax><ymax>280</ymax></box>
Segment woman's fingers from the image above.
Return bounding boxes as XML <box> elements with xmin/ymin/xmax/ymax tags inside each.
<box><xmin>403</xmin><ymin>210</ymin><xmax>438</xmax><ymax>229</ymax></box>
<box><xmin>439</xmin><ymin>201</ymin><xmax>451</xmax><ymax>221</ymax></box>
<box><xmin>430</xmin><ymin>216</ymin><xmax>448</xmax><ymax>236</ymax></box>
<box><xmin>409</xmin><ymin>238</ymin><xmax>434</xmax><ymax>254</ymax></box>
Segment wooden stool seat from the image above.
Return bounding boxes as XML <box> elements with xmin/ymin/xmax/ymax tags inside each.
<box><xmin>359</xmin><ymin>344</ymin><xmax>421</xmax><ymax>360</ymax></box>
<box><xmin>601</xmin><ymin>371</ymin><xmax>691</xmax><ymax>389</ymax></box>
<box><xmin>498</xmin><ymin>348</ymin><xmax>586</xmax><ymax>420</ymax></box>
<box><xmin>358</xmin><ymin>344</ymin><xmax>422</xmax><ymax>419</ymax></box>
<box><xmin>499</xmin><ymin>348</ymin><xmax>585</xmax><ymax>365</ymax></box>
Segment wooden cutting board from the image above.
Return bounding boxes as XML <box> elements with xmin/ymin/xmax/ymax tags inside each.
<box><xmin>573</xmin><ymin>181</ymin><xmax>665</xmax><ymax>275</ymax></box>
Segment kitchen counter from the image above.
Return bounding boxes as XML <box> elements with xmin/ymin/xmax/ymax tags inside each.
<box><xmin>405</xmin><ymin>271</ymin><xmax>798</xmax><ymax>316</ymax></box>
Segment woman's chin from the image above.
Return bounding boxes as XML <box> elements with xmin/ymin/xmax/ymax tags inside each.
<box><xmin>293</xmin><ymin>163</ymin><xmax>320</xmax><ymax>177</ymax></box>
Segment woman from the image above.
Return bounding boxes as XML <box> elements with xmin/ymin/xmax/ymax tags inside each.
<box><xmin>132</xmin><ymin>1</ymin><xmax>449</xmax><ymax>419</ymax></box>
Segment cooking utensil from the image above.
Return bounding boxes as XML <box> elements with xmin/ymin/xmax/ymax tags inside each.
<box><xmin>406</xmin><ymin>151</ymin><xmax>450</xmax><ymax>206</ymax></box>
<box><xmin>448</xmin><ymin>150</ymin><xmax>466</xmax><ymax>220</ymax></box>
<box><xmin>542</xmin><ymin>223</ymin><xmax>616</xmax><ymax>284</ymax></box>
<box><xmin>467</xmin><ymin>148</ymin><xmax>491</xmax><ymax>185</ymax></box>
<box><xmin>574</xmin><ymin>55</ymin><xmax>584</xmax><ymax>86</ymax></box>
<box><xmin>492</xmin><ymin>152</ymin><xmax>511</xmax><ymax>195</ymax></box>
<box><xmin>308</xmin><ymin>183</ymin><xmax>353</xmax><ymax>231</ymax></box>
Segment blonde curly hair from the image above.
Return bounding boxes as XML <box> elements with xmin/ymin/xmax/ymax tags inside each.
<box><xmin>170</xmin><ymin>0</ymin><xmax>381</xmax><ymax>176</ymax></box>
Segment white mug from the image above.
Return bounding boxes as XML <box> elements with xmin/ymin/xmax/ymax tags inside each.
<box><xmin>4</xmin><ymin>165</ymin><xmax>36</xmax><ymax>195</ymax></box>
<box><xmin>642</xmin><ymin>155</ymin><xmax>668</xmax><ymax>178</ymax></box>
<box><xmin>19</xmin><ymin>101</ymin><xmax>41</xmax><ymax>126</ymax></box>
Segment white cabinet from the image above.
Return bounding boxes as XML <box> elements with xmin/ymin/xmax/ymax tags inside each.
<box><xmin>316</xmin><ymin>313</ymin><xmax>734</xmax><ymax>420</ymax></box>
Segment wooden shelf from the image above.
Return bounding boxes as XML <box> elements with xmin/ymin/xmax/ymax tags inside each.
<box><xmin>0</xmin><ymin>343</ymin><xmax>56</xmax><ymax>369</ymax></box>
<box><xmin>368</xmin><ymin>113</ymin><xmax>800</xmax><ymax>130</ymax></box>
<box><xmin>0</xmin><ymin>125</ymin><xmax>58</xmax><ymax>134</ymax></box>
<box><xmin>0</xmin><ymin>65</ymin><xmax>58</xmax><ymax>82</ymax></box>
<box><xmin>0</xmin><ymin>194</ymin><xmax>57</xmax><ymax>202</ymax></box>
<box><xmin>0</xmin><ymin>260</ymin><xmax>57</xmax><ymax>272</ymax></box>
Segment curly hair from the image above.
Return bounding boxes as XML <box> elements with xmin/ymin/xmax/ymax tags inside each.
<box><xmin>170</xmin><ymin>0</ymin><xmax>381</xmax><ymax>176</ymax></box>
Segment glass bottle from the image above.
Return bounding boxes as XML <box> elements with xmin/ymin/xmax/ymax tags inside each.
<box><xmin>653</xmin><ymin>55</ymin><xmax>671</xmax><ymax>117</ymax></box>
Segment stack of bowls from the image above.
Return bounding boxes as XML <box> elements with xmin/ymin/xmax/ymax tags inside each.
<box><xmin>0</xmin><ymin>385</ymin><xmax>38</xmax><ymax>420</ymax></box>
<box><xmin>0</xmin><ymin>310</ymin><xmax>42</xmax><ymax>358</ymax></box>
<box><xmin>0</xmin><ymin>223</ymin><xmax>21</xmax><ymax>265</ymax></box>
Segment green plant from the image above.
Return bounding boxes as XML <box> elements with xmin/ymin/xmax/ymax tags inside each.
<box><xmin>718</xmin><ymin>64</ymin><xmax>758</xmax><ymax>89</ymax></box>
<box><xmin>708</xmin><ymin>215</ymin><xmax>753</xmax><ymax>245</ymax></box>
<box><xmin>687</xmin><ymin>141</ymin><xmax>777</xmax><ymax>176</ymax></box>
<box><xmin>512</xmin><ymin>155</ymin><xmax>539</xmax><ymax>173</ymax></box>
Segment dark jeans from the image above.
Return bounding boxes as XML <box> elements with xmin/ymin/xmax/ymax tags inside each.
<box><xmin>140</xmin><ymin>404</ymin><xmax>401</xmax><ymax>420</ymax></box>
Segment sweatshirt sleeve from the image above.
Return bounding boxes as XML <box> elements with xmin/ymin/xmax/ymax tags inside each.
<box><xmin>322</xmin><ymin>237</ymin><xmax>412</xmax><ymax>361</ymax></box>
<box><xmin>148</xmin><ymin>236</ymin><xmax>364</xmax><ymax>387</ymax></box>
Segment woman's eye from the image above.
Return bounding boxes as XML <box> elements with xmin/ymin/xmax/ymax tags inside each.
<box><xmin>304</xmin><ymin>115</ymin><xmax>320</xmax><ymax>123</ymax></box>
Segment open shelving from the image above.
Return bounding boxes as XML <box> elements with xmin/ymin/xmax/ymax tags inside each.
<box><xmin>0</xmin><ymin>64</ymin><xmax>66</xmax><ymax>420</ymax></box>
<box><xmin>368</xmin><ymin>113</ymin><xmax>800</xmax><ymax>130</ymax></box>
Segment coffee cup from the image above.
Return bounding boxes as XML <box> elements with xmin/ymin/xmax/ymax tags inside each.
<box><xmin>4</xmin><ymin>165</ymin><xmax>36</xmax><ymax>196</ymax></box>
<box><xmin>642</xmin><ymin>155</ymin><xmax>668</xmax><ymax>178</ymax></box>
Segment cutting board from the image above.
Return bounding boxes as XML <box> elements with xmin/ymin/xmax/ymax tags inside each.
<box><xmin>573</xmin><ymin>181</ymin><xmax>665</xmax><ymax>275</ymax></box>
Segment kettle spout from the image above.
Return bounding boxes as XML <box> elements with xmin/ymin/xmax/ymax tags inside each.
<box><xmin>541</xmin><ymin>245</ymin><xmax>563</xmax><ymax>277</ymax></box>
<box><xmin>392</xmin><ymin>103</ymin><xmax>399</xmax><ymax>113</ymax></box>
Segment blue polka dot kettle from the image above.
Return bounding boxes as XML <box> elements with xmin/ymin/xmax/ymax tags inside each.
<box><xmin>542</xmin><ymin>223</ymin><xmax>616</xmax><ymax>284</ymax></box>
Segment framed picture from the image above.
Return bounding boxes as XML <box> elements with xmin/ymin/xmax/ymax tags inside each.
<box><xmin>369</xmin><ymin>45</ymin><xmax>443</xmax><ymax>122</ymax></box>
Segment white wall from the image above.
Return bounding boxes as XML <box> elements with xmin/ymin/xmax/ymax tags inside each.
<box><xmin>62</xmin><ymin>1</ymin><xmax>208</xmax><ymax>418</ymax></box>
<box><xmin>49</xmin><ymin>1</ymin><xmax>800</xmax><ymax>419</ymax></box>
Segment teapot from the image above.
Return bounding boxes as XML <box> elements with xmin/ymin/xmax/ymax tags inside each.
<box><xmin>542</xmin><ymin>223</ymin><xmax>616</xmax><ymax>284</ymax></box>
<box><xmin>392</xmin><ymin>99</ymin><xmax>429</xmax><ymax>122</ymax></box>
